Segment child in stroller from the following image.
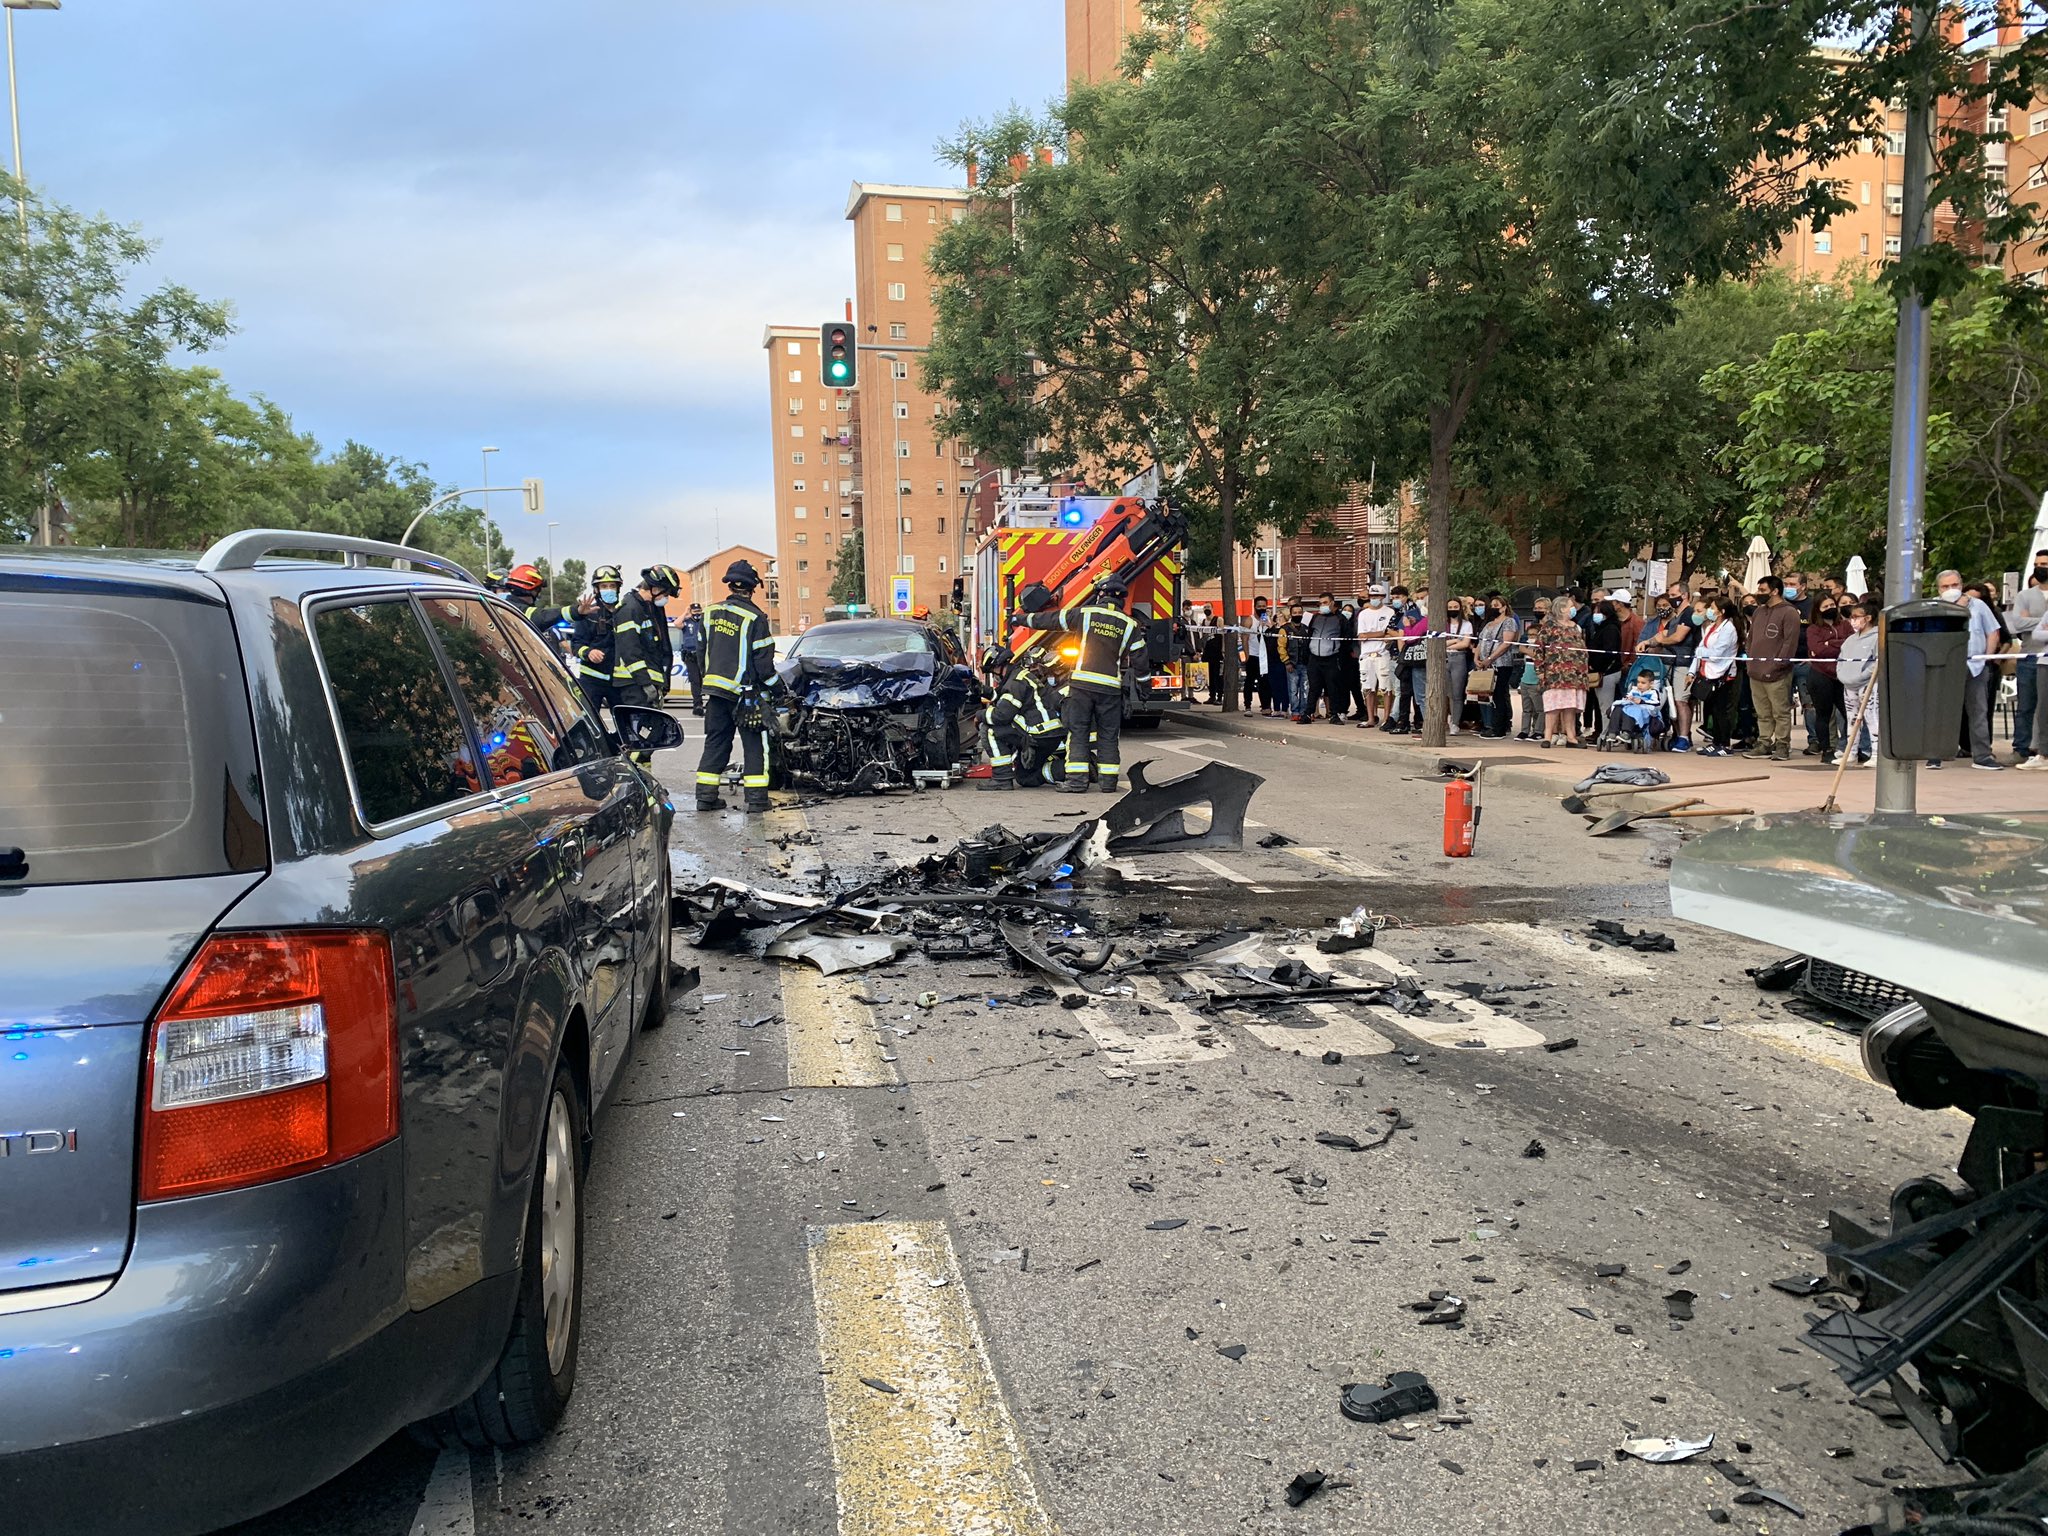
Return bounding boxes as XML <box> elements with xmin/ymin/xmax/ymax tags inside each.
<box><xmin>1600</xmin><ymin>656</ymin><xmax>1670</xmax><ymax>751</ymax></box>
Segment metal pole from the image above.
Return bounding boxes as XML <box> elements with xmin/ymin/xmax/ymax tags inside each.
<box><xmin>546</xmin><ymin>521</ymin><xmax>560</xmax><ymax>602</ymax></box>
<box><xmin>1876</xmin><ymin>0</ymin><xmax>1935</xmax><ymax>815</ymax></box>
<box><xmin>479</xmin><ymin>446</ymin><xmax>499</xmax><ymax>575</ymax></box>
<box><xmin>879</xmin><ymin>353</ymin><xmax>904</xmax><ymax>595</ymax></box>
<box><xmin>7</xmin><ymin>9</ymin><xmax>23</xmax><ymax>247</ymax></box>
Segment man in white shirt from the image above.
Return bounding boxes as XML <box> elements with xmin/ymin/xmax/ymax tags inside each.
<box><xmin>2008</xmin><ymin>559</ymin><xmax>2048</xmax><ymax>763</ymax></box>
<box><xmin>1353</xmin><ymin>586</ymin><xmax>1397</xmax><ymax>727</ymax></box>
<box><xmin>1939</xmin><ymin>568</ymin><xmax>2004</xmax><ymax>771</ymax></box>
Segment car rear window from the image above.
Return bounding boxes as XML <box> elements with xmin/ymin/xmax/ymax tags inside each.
<box><xmin>795</xmin><ymin>625</ymin><xmax>930</xmax><ymax>659</ymax></box>
<box><xmin>314</xmin><ymin>597</ymin><xmax>483</xmax><ymax>826</ymax></box>
<box><xmin>0</xmin><ymin>584</ymin><xmax>265</xmax><ymax>886</ymax></box>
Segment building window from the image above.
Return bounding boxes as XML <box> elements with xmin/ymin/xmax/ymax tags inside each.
<box><xmin>900</xmin><ymin>555</ymin><xmax>915</xmax><ymax>573</ymax></box>
<box><xmin>786</xmin><ymin>340</ymin><xmax>802</xmax><ymax>355</ymax></box>
<box><xmin>2031</xmin><ymin>163</ymin><xmax>2048</xmax><ymax>190</ymax></box>
<box><xmin>1989</xmin><ymin>109</ymin><xmax>2008</xmax><ymax>134</ymax></box>
<box><xmin>958</xmin><ymin>482</ymin><xmax>974</xmax><ymax>497</ymax></box>
<box><xmin>951</xmin><ymin>208</ymin><xmax>966</xmax><ymax>224</ymax></box>
<box><xmin>936</xmin><ymin>516</ymin><xmax>946</xmax><ymax>534</ymax></box>
<box><xmin>1529</xmin><ymin>536</ymin><xmax>1542</xmax><ymax>562</ymax></box>
<box><xmin>891</xmin><ymin>360</ymin><xmax>908</xmax><ymax>380</ymax></box>
<box><xmin>792</xmin><ymin>452</ymin><xmax>805</xmax><ymax>465</ymax></box>
<box><xmin>889</xmin><ymin>322</ymin><xmax>907</xmax><ymax>340</ymax></box>
<box><xmin>896</xmin><ymin>441</ymin><xmax>911</xmax><ymax>459</ymax></box>
<box><xmin>1254</xmin><ymin>548</ymin><xmax>1279</xmax><ymax>580</ymax></box>
<box><xmin>888</xmin><ymin>282</ymin><xmax>907</xmax><ymax>301</ymax></box>
<box><xmin>790</xmin><ymin>425</ymin><xmax>805</xmax><ymax>439</ymax></box>
<box><xmin>793</xmin><ymin>506</ymin><xmax>807</xmax><ymax>518</ymax></box>
<box><xmin>1813</xmin><ymin>230</ymin><xmax>1832</xmax><ymax>254</ymax></box>
<box><xmin>887</xmin><ymin>243</ymin><xmax>905</xmax><ymax>262</ymax></box>
<box><xmin>2032</xmin><ymin>110</ymin><xmax>2048</xmax><ymax>138</ymax></box>
<box><xmin>1860</xmin><ymin>180</ymin><xmax>1872</xmax><ymax>204</ymax></box>
<box><xmin>898</xmin><ymin>481</ymin><xmax>913</xmax><ymax>495</ymax></box>
<box><xmin>900</xmin><ymin>517</ymin><xmax>913</xmax><ymax>533</ymax></box>
<box><xmin>1987</xmin><ymin>142</ymin><xmax>2008</xmax><ymax>169</ymax></box>
<box><xmin>1368</xmin><ymin>536</ymin><xmax>1399</xmax><ymax>577</ymax></box>
<box><xmin>787</xmin><ymin>369</ymin><xmax>803</xmax><ymax>383</ymax></box>
<box><xmin>894</xmin><ymin>401</ymin><xmax>910</xmax><ymax>419</ymax></box>
<box><xmin>1859</xmin><ymin>233</ymin><xmax>1870</xmax><ymax>255</ymax></box>
<box><xmin>797</xmin><ymin>560</ymin><xmax>809</xmax><ymax>572</ymax></box>
<box><xmin>938</xmin><ymin>557</ymin><xmax>948</xmax><ymax>573</ymax></box>
<box><xmin>885</xmin><ymin>202</ymin><xmax>903</xmax><ymax>222</ymax></box>
<box><xmin>793</xmin><ymin>533</ymin><xmax>808</xmax><ymax>545</ymax></box>
<box><xmin>837</xmin><ymin>398</ymin><xmax>850</xmax><ymax>413</ymax></box>
<box><xmin>1884</xmin><ymin>234</ymin><xmax>1903</xmax><ymax>254</ymax></box>
<box><xmin>788</xmin><ymin>397</ymin><xmax>803</xmax><ymax>415</ymax></box>
<box><xmin>792</xmin><ymin>481</ymin><xmax>806</xmax><ymax>492</ymax></box>
<box><xmin>1885</xmin><ymin>130</ymin><xmax>1906</xmax><ymax>156</ymax></box>
<box><xmin>1885</xmin><ymin>184</ymin><xmax>1904</xmax><ymax>214</ymax></box>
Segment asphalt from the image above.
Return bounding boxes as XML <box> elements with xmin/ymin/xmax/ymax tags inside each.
<box><xmin>225</xmin><ymin>721</ymin><xmax>1974</xmax><ymax>1536</ymax></box>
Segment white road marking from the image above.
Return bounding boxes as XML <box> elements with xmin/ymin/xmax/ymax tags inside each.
<box><xmin>1184</xmin><ymin>851</ymin><xmax>1272</xmax><ymax>893</ymax></box>
<box><xmin>1078</xmin><ymin>996</ymin><xmax>1231</xmax><ymax>1071</ymax></box>
<box><xmin>1280</xmin><ymin>943</ymin><xmax>1546</xmax><ymax>1052</ymax></box>
<box><xmin>1470</xmin><ymin>921</ymin><xmax>1654</xmax><ymax>978</ymax></box>
<box><xmin>1246</xmin><ymin>1001</ymin><xmax>1397</xmax><ymax>1058</ymax></box>
<box><xmin>1283</xmin><ymin>845</ymin><xmax>1389</xmax><ymax>878</ymax></box>
<box><xmin>408</xmin><ymin>1448</ymin><xmax>476</xmax><ymax>1536</ymax></box>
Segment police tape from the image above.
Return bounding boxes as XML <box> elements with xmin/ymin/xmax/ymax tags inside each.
<box><xmin>1178</xmin><ymin>622</ymin><xmax>1792</xmax><ymax>668</ymax></box>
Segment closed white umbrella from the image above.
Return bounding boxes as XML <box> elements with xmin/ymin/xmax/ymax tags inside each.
<box><xmin>1741</xmin><ymin>536</ymin><xmax>1773</xmax><ymax>591</ymax></box>
<box><xmin>1845</xmin><ymin>555</ymin><xmax>1869</xmax><ymax>597</ymax></box>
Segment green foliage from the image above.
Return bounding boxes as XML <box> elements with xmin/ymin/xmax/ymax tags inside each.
<box><xmin>827</xmin><ymin>532</ymin><xmax>865</xmax><ymax>606</ymax></box>
<box><xmin>1405</xmin><ymin>510</ymin><xmax>1519</xmax><ymax>599</ymax></box>
<box><xmin>557</xmin><ymin>558</ymin><xmax>588</xmax><ymax>599</ymax></box>
<box><xmin>1714</xmin><ymin>267</ymin><xmax>2048</xmax><ymax>579</ymax></box>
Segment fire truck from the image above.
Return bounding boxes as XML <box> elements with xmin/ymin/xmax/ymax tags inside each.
<box><xmin>968</xmin><ymin>489</ymin><xmax>1189</xmax><ymax>728</ymax></box>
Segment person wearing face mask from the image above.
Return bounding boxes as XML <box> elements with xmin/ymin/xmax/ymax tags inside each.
<box><xmin>1835</xmin><ymin>601</ymin><xmax>1881</xmax><ymax>766</ymax></box>
<box><xmin>2007</xmin><ymin>558</ymin><xmax>2048</xmax><ymax>764</ymax></box>
<box><xmin>1743</xmin><ymin>576</ymin><xmax>1800</xmax><ymax>761</ymax></box>
<box><xmin>1940</xmin><ymin>569</ymin><xmax>2006</xmax><ymax>770</ymax></box>
<box><xmin>1442</xmin><ymin>598</ymin><xmax>1475</xmax><ymax>735</ymax></box>
<box><xmin>1294</xmin><ymin>592</ymin><xmax>1347</xmax><ymax>723</ymax></box>
<box><xmin>1242</xmin><ymin>598</ymin><xmax>1273</xmax><ymax>714</ymax></box>
<box><xmin>1688</xmin><ymin>593</ymin><xmax>1743</xmax><ymax>755</ymax></box>
<box><xmin>613</xmin><ymin>564</ymin><xmax>681</xmax><ymax>714</ymax></box>
<box><xmin>1475</xmin><ymin>596</ymin><xmax>1523</xmax><ymax>739</ymax></box>
<box><xmin>1283</xmin><ymin>604</ymin><xmax>1312</xmax><ymax>714</ymax></box>
<box><xmin>675</xmin><ymin>600</ymin><xmax>708</xmax><ymax>716</ymax></box>
<box><xmin>1336</xmin><ymin>598</ymin><xmax>1367</xmax><ymax>720</ymax></box>
<box><xmin>1354</xmin><ymin>587</ymin><xmax>1396</xmax><ymax>727</ymax></box>
<box><xmin>1258</xmin><ymin>597</ymin><xmax>1291</xmax><ymax>716</ymax></box>
<box><xmin>1531</xmin><ymin>592</ymin><xmax>1591</xmax><ymax>747</ymax></box>
<box><xmin>1802</xmin><ymin>596</ymin><xmax>1849</xmax><ymax>764</ymax></box>
<box><xmin>572</xmin><ymin>564</ymin><xmax>624</xmax><ymax>718</ymax></box>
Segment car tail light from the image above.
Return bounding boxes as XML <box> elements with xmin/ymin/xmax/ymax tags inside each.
<box><xmin>139</xmin><ymin>930</ymin><xmax>399</xmax><ymax>1201</ymax></box>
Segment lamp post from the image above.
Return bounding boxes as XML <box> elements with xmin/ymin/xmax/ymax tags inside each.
<box><xmin>4</xmin><ymin>0</ymin><xmax>57</xmax><ymax>248</ymax></box>
<box><xmin>546</xmin><ymin>521</ymin><xmax>561</xmax><ymax>602</ymax></box>
<box><xmin>877</xmin><ymin>352</ymin><xmax>903</xmax><ymax>604</ymax></box>
<box><xmin>479</xmin><ymin>445</ymin><xmax>500</xmax><ymax>575</ymax></box>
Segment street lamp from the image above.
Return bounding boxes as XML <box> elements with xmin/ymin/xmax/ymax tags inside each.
<box><xmin>4</xmin><ymin>0</ymin><xmax>57</xmax><ymax>248</ymax></box>
<box><xmin>545</xmin><ymin>521</ymin><xmax>561</xmax><ymax>602</ymax></box>
<box><xmin>479</xmin><ymin>445</ymin><xmax>499</xmax><ymax>575</ymax></box>
<box><xmin>877</xmin><ymin>351</ymin><xmax>904</xmax><ymax>602</ymax></box>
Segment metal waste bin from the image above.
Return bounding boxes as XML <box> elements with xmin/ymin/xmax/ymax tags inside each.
<box><xmin>1878</xmin><ymin>599</ymin><xmax>1970</xmax><ymax>761</ymax></box>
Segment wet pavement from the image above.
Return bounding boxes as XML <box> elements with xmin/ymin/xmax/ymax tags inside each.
<box><xmin>227</xmin><ymin>720</ymin><xmax>1971</xmax><ymax>1536</ymax></box>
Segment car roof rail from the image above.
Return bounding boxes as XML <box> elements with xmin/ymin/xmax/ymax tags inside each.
<box><xmin>194</xmin><ymin>530</ymin><xmax>482</xmax><ymax>586</ymax></box>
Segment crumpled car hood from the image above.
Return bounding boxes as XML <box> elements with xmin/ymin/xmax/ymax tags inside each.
<box><xmin>777</xmin><ymin>651</ymin><xmax>935</xmax><ymax>709</ymax></box>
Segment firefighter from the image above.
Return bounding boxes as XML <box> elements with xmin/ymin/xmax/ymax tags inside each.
<box><xmin>694</xmin><ymin>559</ymin><xmax>779</xmax><ymax>812</ymax></box>
<box><xmin>611</xmin><ymin>564</ymin><xmax>679</xmax><ymax>710</ymax></box>
<box><xmin>502</xmin><ymin>563</ymin><xmax>577</xmax><ymax>643</ymax></box>
<box><xmin>1023</xmin><ymin>575</ymin><xmax>1145</xmax><ymax>794</ymax></box>
<box><xmin>979</xmin><ymin>655</ymin><xmax>1067</xmax><ymax>791</ymax></box>
<box><xmin>571</xmin><ymin>564</ymin><xmax>624</xmax><ymax>718</ymax></box>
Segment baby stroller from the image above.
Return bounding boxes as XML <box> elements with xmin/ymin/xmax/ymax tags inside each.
<box><xmin>1599</xmin><ymin>655</ymin><xmax>1671</xmax><ymax>753</ymax></box>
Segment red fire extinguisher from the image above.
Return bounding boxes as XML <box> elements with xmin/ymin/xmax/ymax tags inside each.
<box><xmin>1443</xmin><ymin>770</ymin><xmax>1482</xmax><ymax>858</ymax></box>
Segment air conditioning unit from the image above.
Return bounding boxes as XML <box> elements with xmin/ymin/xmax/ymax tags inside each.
<box><xmin>957</xmin><ymin>455</ymin><xmax>976</xmax><ymax>467</ymax></box>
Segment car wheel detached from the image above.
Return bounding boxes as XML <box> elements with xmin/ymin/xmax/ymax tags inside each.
<box><xmin>416</xmin><ymin>1066</ymin><xmax>586</xmax><ymax>1448</ymax></box>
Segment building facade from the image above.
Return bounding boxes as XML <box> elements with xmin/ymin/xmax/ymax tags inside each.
<box><xmin>686</xmin><ymin>543</ymin><xmax>776</xmax><ymax>619</ymax></box>
<box><xmin>761</xmin><ymin>324</ymin><xmax>856</xmax><ymax>631</ymax></box>
<box><xmin>845</xmin><ymin>181</ymin><xmax>987</xmax><ymax>617</ymax></box>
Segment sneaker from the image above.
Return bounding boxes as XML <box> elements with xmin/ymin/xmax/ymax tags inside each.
<box><xmin>1773</xmin><ymin>747</ymin><xmax>1792</xmax><ymax>762</ymax></box>
<box><xmin>1821</xmin><ymin>753</ymin><xmax>1837</xmax><ymax>766</ymax></box>
<box><xmin>1925</xmin><ymin>759</ymin><xmax>1944</xmax><ymax>770</ymax></box>
<box><xmin>1854</xmin><ymin>755</ymin><xmax>1871</xmax><ymax>767</ymax></box>
<box><xmin>1972</xmin><ymin>758</ymin><xmax>2006</xmax><ymax>772</ymax></box>
<box><xmin>1699</xmin><ymin>745</ymin><xmax>1728</xmax><ymax>758</ymax></box>
<box><xmin>1802</xmin><ymin>745</ymin><xmax>1820</xmax><ymax>757</ymax></box>
<box><xmin>2016</xmin><ymin>756</ymin><xmax>2048</xmax><ymax>771</ymax></box>
<box><xmin>1669</xmin><ymin>737</ymin><xmax>1691</xmax><ymax>753</ymax></box>
<box><xmin>1742</xmin><ymin>746</ymin><xmax>1774</xmax><ymax>759</ymax></box>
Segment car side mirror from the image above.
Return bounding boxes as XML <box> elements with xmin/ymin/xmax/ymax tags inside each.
<box><xmin>611</xmin><ymin>705</ymin><xmax>686</xmax><ymax>754</ymax></box>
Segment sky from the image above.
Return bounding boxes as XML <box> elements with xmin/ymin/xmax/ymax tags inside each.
<box><xmin>16</xmin><ymin>0</ymin><xmax>1066</xmax><ymax>575</ymax></box>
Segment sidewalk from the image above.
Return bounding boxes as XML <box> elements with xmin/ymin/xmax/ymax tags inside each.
<box><xmin>1171</xmin><ymin>704</ymin><xmax>2048</xmax><ymax>816</ymax></box>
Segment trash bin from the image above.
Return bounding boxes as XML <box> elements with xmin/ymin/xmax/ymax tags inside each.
<box><xmin>1878</xmin><ymin>599</ymin><xmax>1970</xmax><ymax>760</ymax></box>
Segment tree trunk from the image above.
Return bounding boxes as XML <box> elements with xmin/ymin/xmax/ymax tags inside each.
<box><xmin>1217</xmin><ymin>469</ymin><xmax>1240</xmax><ymax>713</ymax></box>
<box><xmin>1421</xmin><ymin>407</ymin><xmax>1453</xmax><ymax>749</ymax></box>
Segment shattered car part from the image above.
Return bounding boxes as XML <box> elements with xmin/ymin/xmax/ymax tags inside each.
<box><xmin>1620</xmin><ymin>1435</ymin><xmax>1715</xmax><ymax>1464</ymax></box>
<box><xmin>1588</xmin><ymin>918</ymin><xmax>1677</xmax><ymax>952</ymax></box>
<box><xmin>1283</xmin><ymin>1469</ymin><xmax>1326</xmax><ymax>1508</ymax></box>
<box><xmin>1573</xmin><ymin>764</ymin><xmax>1672</xmax><ymax>792</ymax></box>
<box><xmin>1340</xmin><ymin>1373</ymin><xmax>1440</xmax><ymax>1425</ymax></box>
<box><xmin>762</xmin><ymin>930</ymin><xmax>912</xmax><ymax>974</ymax></box>
<box><xmin>1101</xmin><ymin>759</ymin><xmax>1265</xmax><ymax>853</ymax></box>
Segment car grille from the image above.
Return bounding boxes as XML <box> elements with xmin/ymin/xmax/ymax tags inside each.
<box><xmin>1800</xmin><ymin>959</ymin><xmax>1913</xmax><ymax>1023</ymax></box>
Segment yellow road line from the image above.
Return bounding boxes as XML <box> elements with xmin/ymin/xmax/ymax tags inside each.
<box><xmin>782</xmin><ymin>962</ymin><xmax>898</xmax><ymax>1089</ymax></box>
<box><xmin>808</xmin><ymin>1221</ymin><xmax>1057</xmax><ymax>1536</ymax></box>
<box><xmin>1284</xmin><ymin>844</ymin><xmax>1389</xmax><ymax>878</ymax></box>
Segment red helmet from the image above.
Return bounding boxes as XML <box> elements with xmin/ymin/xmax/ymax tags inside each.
<box><xmin>503</xmin><ymin>563</ymin><xmax>545</xmax><ymax>595</ymax></box>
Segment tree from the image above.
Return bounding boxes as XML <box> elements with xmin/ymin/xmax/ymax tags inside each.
<box><xmin>558</xmin><ymin>558</ymin><xmax>588</xmax><ymax>599</ymax></box>
<box><xmin>828</xmin><ymin>532</ymin><xmax>865</xmax><ymax>606</ymax></box>
<box><xmin>925</xmin><ymin>49</ymin><xmax>1354</xmax><ymax>710</ymax></box>
<box><xmin>0</xmin><ymin>173</ymin><xmax>234</xmax><ymax>542</ymax></box>
<box><xmin>1714</xmin><ymin>267</ymin><xmax>2048</xmax><ymax>579</ymax></box>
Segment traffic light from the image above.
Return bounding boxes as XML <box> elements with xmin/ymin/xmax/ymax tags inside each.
<box><xmin>822</xmin><ymin>323</ymin><xmax>857</xmax><ymax>390</ymax></box>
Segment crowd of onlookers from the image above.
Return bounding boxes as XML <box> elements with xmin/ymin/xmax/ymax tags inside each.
<box><xmin>1179</xmin><ymin>551</ymin><xmax>2048</xmax><ymax>770</ymax></box>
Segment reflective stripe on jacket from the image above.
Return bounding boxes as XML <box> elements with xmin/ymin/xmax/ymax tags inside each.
<box><xmin>702</xmin><ymin>597</ymin><xmax>777</xmax><ymax>698</ymax></box>
<box><xmin>1025</xmin><ymin>604</ymin><xmax>1141</xmax><ymax>694</ymax></box>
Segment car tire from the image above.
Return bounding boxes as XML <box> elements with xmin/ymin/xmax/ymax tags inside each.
<box><xmin>413</xmin><ymin>1064</ymin><xmax>586</xmax><ymax>1449</ymax></box>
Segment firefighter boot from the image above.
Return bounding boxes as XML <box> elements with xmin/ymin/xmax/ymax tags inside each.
<box><xmin>978</xmin><ymin>770</ymin><xmax>1016</xmax><ymax>792</ymax></box>
<box><xmin>695</xmin><ymin>786</ymin><xmax>726</xmax><ymax>811</ymax></box>
<box><xmin>744</xmin><ymin>789</ymin><xmax>772</xmax><ymax>814</ymax></box>
<box><xmin>1054</xmin><ymin>779</ymin><xmax>1089</xmax><ymax>795</ymax></box>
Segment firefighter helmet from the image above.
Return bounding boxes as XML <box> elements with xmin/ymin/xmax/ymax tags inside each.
<box><xmin>722</xmin><ymin>559</ymin><xmax>761</xmax><ymax>591</ymax></box>
<box><xmin>592</xmin><ymin>563</ymin><xmax>623</xmax><ymax>588</ymax></box>
<box><xmin>1096</xmin><ymin>575</ymin><xmax>1130</xmax><ymax>601</ymax></box>
<box><xmin>644</xmin><ymin>563</ymin><xmax>682</xmax><ymax>596</ymax></box>
<box><xmin>503</xmin><ymin>563</ymin><xmax>545</xmax><ymax>596</ymax></box>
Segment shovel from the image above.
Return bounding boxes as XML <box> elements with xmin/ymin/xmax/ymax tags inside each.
<box><xmin>1559</xmin><ymin>774</ymin><xmax>1766</xmax><ymax>815</ymax></box>
<box><xmin>1588</xmin><ymin>804</ymin><xmax>1753</xmax><ymax>837</ymax></box>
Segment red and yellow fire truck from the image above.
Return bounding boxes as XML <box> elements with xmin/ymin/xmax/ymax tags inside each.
<box><xmin>969</xmin><ymin>493</ymin><xmax>1189</xmax><ymax>727</ymax></box>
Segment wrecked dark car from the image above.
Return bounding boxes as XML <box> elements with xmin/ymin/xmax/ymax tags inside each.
<box><xmin>772</xmin><ymin>619</ymin><xmax>985</xmax><ymax>793</ymax></box>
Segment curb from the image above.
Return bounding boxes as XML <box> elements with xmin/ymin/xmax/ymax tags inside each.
<box><xmin>1170</xmin><ymin>709</ymin><xmax>1583</xmax><ymax>798</ymax></box>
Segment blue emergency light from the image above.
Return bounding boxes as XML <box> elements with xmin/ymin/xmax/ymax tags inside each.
<box><xmin>1058</xmin><ymin>499</ymin><xmax>1090</xmax><ymax>528</ymax></box>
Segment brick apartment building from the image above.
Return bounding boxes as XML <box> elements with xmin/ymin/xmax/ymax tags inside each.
<box><xmin>760</xmin><ymin>325</ymin><xmax>856</xmax><ymax>631</ymax></box>
<box><xmin>685</xmin><ymin>543</ymin><xmax>776</xmax><ymax>620</ymax></box>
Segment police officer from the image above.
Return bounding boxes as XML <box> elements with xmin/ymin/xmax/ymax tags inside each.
<box><xmin>979</xmin><ymin>655</ymin><xmax>1067</xmax><ymax>791</ymax></box>
<box><xmin>675</xmin><ymin>601</ymin><xmax>708</xmax><ymax>715</ymax></box>
<box><xmin>1024</xmin><ymin>575</ymin><xmax>1144</xmax><ymax>793</ymax></box>
<box><xmin>695</xmin><ymin>559</ymin><xmax>779</xmax><ymax>812</ymax></box>
<box><xmin>610</xmin><ymin>564</ymin><xmax>679</xmax><ymax>712</ymax></box>
<box><xmin>571</xmin><ymin>564</ymin><xmax>624</xmax><ymax>718</ymax></box>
